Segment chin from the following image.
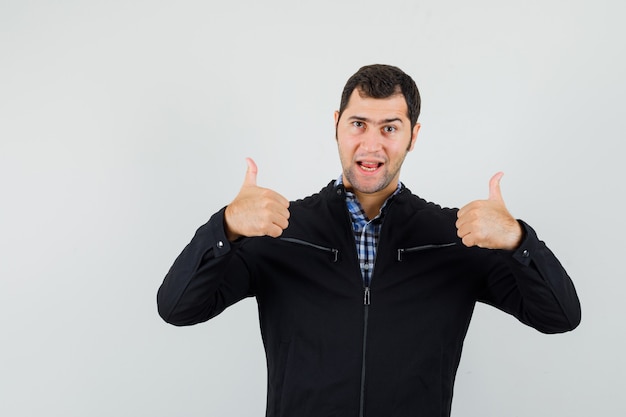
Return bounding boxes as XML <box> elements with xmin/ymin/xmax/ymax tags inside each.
<box><xmin>352</xmin><ymin>179</ymin><xmax>390</xmax><ymax>194</ymax></box>
<box><xmin>344</xmin><ymin>168</ymin><xmax>392</xmax><ymax>194</ymax></box>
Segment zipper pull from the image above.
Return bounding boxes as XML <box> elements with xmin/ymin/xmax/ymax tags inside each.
<box><xmin>363</xmin><ymin>287</ymin><xmax>371</xmax><ymax>305</ymax></box>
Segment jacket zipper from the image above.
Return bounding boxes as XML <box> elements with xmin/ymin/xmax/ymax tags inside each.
<box><xmin>355</xmin><ymin>191</ymin><xmax>405</xmax><ymax>417</ymax></box>
<box><xmin>338</xmin><ymin>185</ymin><xmax>406</xmax><ymax>416</ymax></box>
<box><xmin>397</xmin><ymin>242</ymin><xmax>457</xmax><ymax>261</ymax></box>
<box><xmin>279</xmin><ymin>237</ymin><xmax>339</xmax><ymax>262</ymax></box>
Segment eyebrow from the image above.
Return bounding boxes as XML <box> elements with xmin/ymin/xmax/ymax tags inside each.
<box><xmin>347</xmin><ymin>116</ymin><xmax>404</xmax><ymax>125</ymax></box>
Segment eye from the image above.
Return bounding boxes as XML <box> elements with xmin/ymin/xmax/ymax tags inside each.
<box><xmin>383</xmin><ymin>126</ymin><xmax>397</xmax><ymax>133</ymax></box>
<box><xmin>352</xmin><ymin>121</ymin><xmax>364</xmax><ymax>128</ymax></box>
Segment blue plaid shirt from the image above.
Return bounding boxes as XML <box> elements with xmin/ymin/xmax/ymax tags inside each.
<box><xmin>336</xmin><ymin>176</ymin><xmax>402</xmax><ymax>286</ymax></box>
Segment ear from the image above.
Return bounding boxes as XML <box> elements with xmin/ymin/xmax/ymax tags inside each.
<box><xmin>334</xmin><ymin>110</ymin><xmax>340</xmax><ymax>125</ymax></box>
<box><xmin>408</xmin><ymin>122</ymin><xmax>420</xmax><ymax>152</ymax></box>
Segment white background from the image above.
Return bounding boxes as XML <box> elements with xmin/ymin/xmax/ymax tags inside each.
<box><xmin>1</xmin><ymin>1</ymin><xmax>624</xmax><ymax>416</ymax></box>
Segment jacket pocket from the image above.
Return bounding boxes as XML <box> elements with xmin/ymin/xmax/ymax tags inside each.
<box><xmin>279</xmin><ymin>237</ymin><xmax>339</xmax><ymax>262</ymax></box>
<box><xmin>396</xmin><ymin>243</ymin><xmax>457</xmax><ymax>261</ymax></box>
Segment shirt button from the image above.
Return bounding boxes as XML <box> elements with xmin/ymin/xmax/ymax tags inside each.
<box><xmin>217</xmin><ymin>241</ymin><xmax>224</xmax><ymax>249</ymax></box>
<box><xmin>522</xmin><ymin>249</ymin><xmax>530</xmax><ymax>258</ymax></box>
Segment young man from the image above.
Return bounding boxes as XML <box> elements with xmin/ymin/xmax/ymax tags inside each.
<box><xmin>157</xmin><ymin>64</ymin><xmax>581</xmax><ymax>417</ymax></box>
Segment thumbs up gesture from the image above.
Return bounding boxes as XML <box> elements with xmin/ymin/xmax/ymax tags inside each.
<box><xmin>455</xmin><ymin>172</ymin><xmax>523</xmax><ymax>250</ymax></box>
<box><xmin>224</xmin><ymin>158</ymin><xmax>290</xmax><ymax>241</ymax></box>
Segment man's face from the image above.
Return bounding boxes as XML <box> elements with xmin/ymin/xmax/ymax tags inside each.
<box><xmin>334</xmin><ymin>89</ymin><xmax>420</xmax><ymax>197</ymax></box>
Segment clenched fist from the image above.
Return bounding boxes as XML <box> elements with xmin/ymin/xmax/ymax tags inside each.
<box><xmin>455</xmin><ymin>172</ymin><xmax>523</xmax><ymax>250</ymax></box>
<box><xmin>224</xmin><ymin>158</ymin><xmax>290</xmax><ymax>241</ymax></box>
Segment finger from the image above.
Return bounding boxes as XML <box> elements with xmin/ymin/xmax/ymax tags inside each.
<box><xmin>264</xmin><ymin>203</ymin><xmax>290</xmax><ymax>225</ymax></box>
<box><xmin>457</xmin><ymin>201</ymin><xmax>478</xmax><ymax>220</ymax></box>
<box><xmin>277</xmin><ymin>195</ymin><xmax>290</xmax><ymax>209</ymax></box>
<box><xmin>457</xmin><ymin>203</ymin><xmax>470</xmax><ymax>218</ymax></box>
<box><xmin>456</xmin><ymin>221</ymin><xmax>471</xmax><ymax>240</ymax></box>
<box><xmin>488</xmin><ymin>172</ymin><xmax>505</xmax><ymax>201</ymax></box>
<box><xmin>455</xmin><ymin>217</ymin><xmax>466</xmax><ymax>233</ymax></box>
<box><xmin>279</xmin><ymin>204</ymin><xmax>291</xmax><ymax>220</ymax></box>
<box><xmin>461</xmin><ymin>233</ymin><xmax>474</xmax><ymax>248</ymax></box>
<box><xmin>261</xmin><ymin>210</ymin><xmax>289</xmax><ymax>237</ymax></box>
<box><xmin>243</xmin><ymin>157</ymin><xmax>258</xmax><ymax>187</ymax></box>
<box><xmin>259</xmin><ymin>188</ymin><xmax>290</xmax><ymax>210</ymax></box>
<box><xmin>272</xmin><ymin>213</ymin><xmax>290</xmax><ymax>231</ymax></box>
<box><xmin>266</xmin><ymin>223</ymin><xmax>286</xmax><ymax>238</ymax></box>
<box><xmin>264</xmin><ymin>189</ymin><xmax>290</xmax><ymax>208</ymax></box>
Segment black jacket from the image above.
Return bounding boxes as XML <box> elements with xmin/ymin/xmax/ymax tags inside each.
<box><xmin>157</xmin><ymin>181</ymin><xmax>581</xmax><ymax>417</ymax></box>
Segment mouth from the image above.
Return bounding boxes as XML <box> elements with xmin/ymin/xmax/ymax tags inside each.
<box><xmin>357</xmin><ymin>161</ymin><xmax>383</xmax><ymax>172</ymax></box>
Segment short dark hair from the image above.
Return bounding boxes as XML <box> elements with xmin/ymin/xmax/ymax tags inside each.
<box><xmin>338</xmin><ymin>64</ymin><xmax>421</xmax><ymax>129</ymax></box>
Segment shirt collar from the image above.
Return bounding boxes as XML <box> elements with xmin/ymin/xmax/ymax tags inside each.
<box><xmin>335</xmin><ymin>174</ymin><xmax>403</xmax><ymax>221</ymax></box>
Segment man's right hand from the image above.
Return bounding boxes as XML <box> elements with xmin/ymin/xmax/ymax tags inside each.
<box><xmin>224</xmin><ymin>158</ymin><xmax>290</xmax><ymax>241</ymax></box>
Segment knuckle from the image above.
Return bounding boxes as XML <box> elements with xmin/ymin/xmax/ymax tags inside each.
<box><xmin>259</xmin><ymin>199</ymin><xmax>272</xmax><ymax>210</ymax></box>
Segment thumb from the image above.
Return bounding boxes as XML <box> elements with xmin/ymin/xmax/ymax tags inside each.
<box><xmin>488</xmin><ymin>172</ymin><xmax>505</xmax><ymax>201</ymax></box>
<box><xmin>243</xmin><ymin>157</ymin><xmax>258</xmax><ymax>187</ymax></box>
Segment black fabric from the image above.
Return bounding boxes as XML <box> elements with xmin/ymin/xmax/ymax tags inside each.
<box><xmin>157</xmin><ymin>181</ymin><xmax>581</xmax><ymax>417</ymax></box>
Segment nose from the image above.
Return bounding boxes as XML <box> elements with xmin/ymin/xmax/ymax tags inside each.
<box><xmin>360</xmin><ymin>129</ymin><xmax>383</xmax><ymax>152</ymax></box>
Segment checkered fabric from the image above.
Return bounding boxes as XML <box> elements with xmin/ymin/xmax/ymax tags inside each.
<box><xmin>336</xmin><ymin>176</ymin><xmax>401</xmax><ymax>286</ymax></box>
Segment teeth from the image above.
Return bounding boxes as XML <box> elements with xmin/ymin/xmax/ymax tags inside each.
<box><xmin>359</xmin><ymin>163</ymin><xmax>379</xmax><ymax>172</ymax></box>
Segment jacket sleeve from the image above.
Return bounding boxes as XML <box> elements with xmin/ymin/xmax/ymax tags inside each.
<box><xmin>478</xmin><ymin>221</ymin><xmax>581</xmax><ymax>334</ymax></box>
<box><xmin>157</xmin><ymin>207</ymin><xmax>254</xmax><ymax>326</ymax></box>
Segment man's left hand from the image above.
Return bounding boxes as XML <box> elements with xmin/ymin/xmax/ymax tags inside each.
<box><xmin>456</xmin><ymin>172</ymin><xmax>523</xmax><ymax>250</ymax></box>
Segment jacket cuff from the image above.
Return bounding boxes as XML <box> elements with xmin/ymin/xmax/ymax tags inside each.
<box><xmin>196</xmin><ymin>206</ymin><xmax>233</xmax><ymax>258</ymax></box>
<box><xmin>511</xmin><ymin>220</ymin><xmax>540</xmax><ymax>266</ymax></box>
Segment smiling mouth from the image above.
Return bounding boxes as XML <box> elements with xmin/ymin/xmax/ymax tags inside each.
<box><xmin>358</xmin><ymin>161</ymin><xmax>383</xmax><ymax>172</ymax></box>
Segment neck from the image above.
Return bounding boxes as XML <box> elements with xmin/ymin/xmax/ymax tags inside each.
<box><xmin>352</xmin><ymin>189</ymin><xmax>393</xmax><ymax>220</ymax></box>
